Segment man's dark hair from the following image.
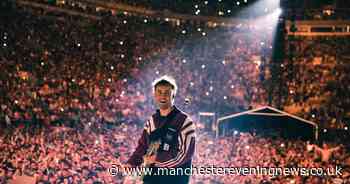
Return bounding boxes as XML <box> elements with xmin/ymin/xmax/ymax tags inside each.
<box><xmin>152</xmin><ymin>75</ymin><xmax>177</xmax><ymax>95</ymax></box>
<box><xmin>155</xmin><ymin>80</ymin><xmax>174</xmax><ymax>89</ymax></box>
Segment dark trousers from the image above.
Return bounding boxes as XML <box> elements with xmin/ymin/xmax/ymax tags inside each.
<box><xmin>143</xmin><ymin>163</ymin><xmax>191</xmax><ymax>184</ymax></box>
<box><xmin>143</xmin><ymin>174</ymin><xmax>190</xmax><ymax>184</ymax></box>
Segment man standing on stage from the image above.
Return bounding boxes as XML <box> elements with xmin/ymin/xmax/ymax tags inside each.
<box><xmin>124</xmin><ymin>75</ymin><xmax>196</xmax><ymax>184</ymax></box>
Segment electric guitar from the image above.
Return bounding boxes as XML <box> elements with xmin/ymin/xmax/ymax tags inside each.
<box><xmin>143</xmin><ymin>140</ymin><xmax>161</xmax><ymax>166</ymax></box>
<box><xmin>128</xmin><ymin>140</ymin><xmax>161</xmax><ymax>182</ymax></box>
<box><xmin>140</xmin><ymin>140</ymin><xmax>161</xmax><ymax>179</ymax></box>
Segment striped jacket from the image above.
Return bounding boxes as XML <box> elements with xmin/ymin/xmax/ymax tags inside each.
<box><xmin>127</xmin><ymin>106</ymin><xmax>196</xmax><ymax>168</ymax></box>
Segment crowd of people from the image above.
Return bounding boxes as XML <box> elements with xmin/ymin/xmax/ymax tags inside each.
<box><xmin>28</xmin><ymin>0</ymin><xmax>350</xmax><ymax>20</ymax></box>
<box><xmin>1</xmin><ymin>124</ymin><xmax>349</xmax><ymax>183</ymax></box>
<box><xmin>192</xmin><ymin>131</ymin><xmax>349</xmax><ymax>184</ymax></box>
<box><xmin>0</xmin><ymin>2</ymin><xmax>349</xmax><ymax>184</ymax></box>
<box><xmin>0</xmin><ymin>6</ymin><xmax>182</xmax><ymax>129</ymax></box>
<box><xmin>282</xmin><ymin>36</ymin><xmax>350</xmax><ymax>129</ymax></box>
<box><xmin>0</xmin><ymin>125</ymin><xmax>121</xmax><ymax>183</ymax></box>
<box><xmin>0</xmin><ymin>4</ymin><xmax>277</xmax><ymax>130</ymax></box>
<box><xmin>28</xmin><ymin>0</ymin><xmax>281</xmax><ymax>18</ymax></box>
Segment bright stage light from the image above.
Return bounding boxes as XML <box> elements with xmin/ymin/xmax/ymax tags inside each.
<box><xmin>276</xmin><ymin>8</ymin><xmax>282</xmax><ymax>16</ymax></box>
<box><xmin>238</xmin><ymin>0</ymin><xmax>281</xmax><ymax>18</ymax></box>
